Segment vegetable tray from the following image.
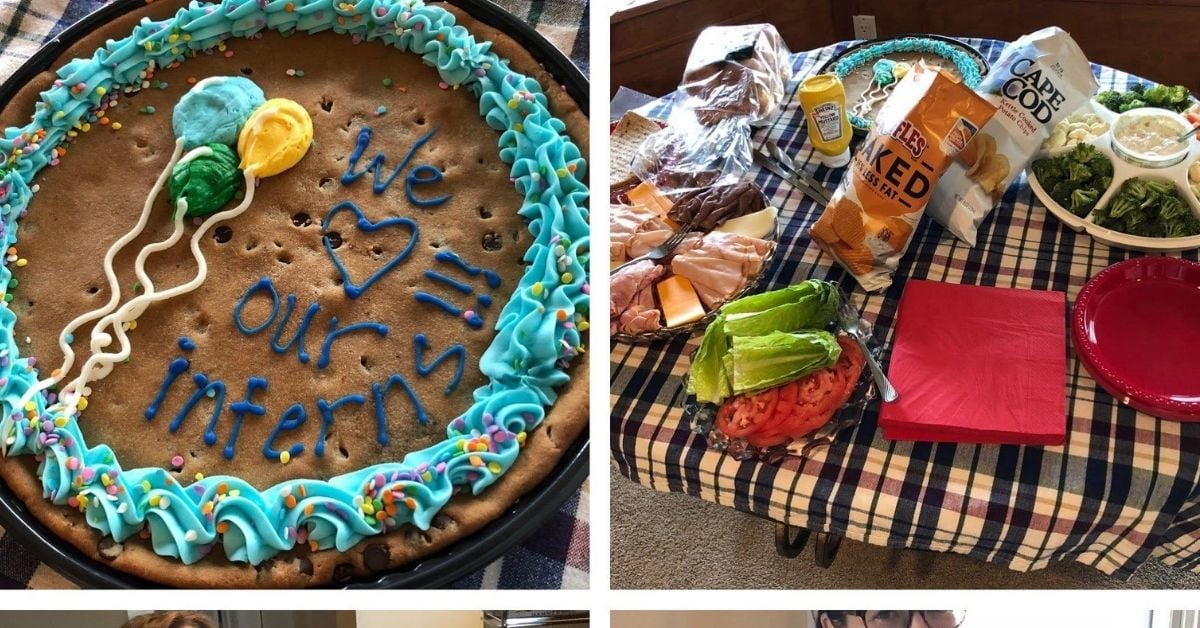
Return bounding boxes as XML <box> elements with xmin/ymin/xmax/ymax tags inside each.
<box><xmin>1028</xmin><ymin>99</ymin><xmax>1200</xmax><ymax>252</ymax></box>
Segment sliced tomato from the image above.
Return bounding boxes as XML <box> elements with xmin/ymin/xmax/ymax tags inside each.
<box><xmin>715</xmin><ymin>335</ymin><xmax>869</xmax><ymax>448</ymax></box>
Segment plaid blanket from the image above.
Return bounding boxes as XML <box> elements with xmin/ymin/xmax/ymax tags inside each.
<box><xmin>0</xmin><ymin>0</ymin><xmax>589</xmax><ymax>590</ymax></box>
<box><xmin>611</xmin><ymin>38</ymin><xmax>1200</xmax><ymax>581</ymax></box>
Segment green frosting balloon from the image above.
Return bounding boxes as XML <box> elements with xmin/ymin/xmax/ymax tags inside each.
<box><xmin>168</xmin><ymin>143</ymin><xmax>242</xmax><ymax>217</ymax></box>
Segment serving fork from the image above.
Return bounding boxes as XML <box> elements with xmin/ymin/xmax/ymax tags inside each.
<box><xmin>837</xmin><ymin>299</ymin><xmax>899</xmax><ymax>403</ymax></box>
<box><xmin>610</xmin><ymin>222</ymin><xmax>695</xmax><ymax>275</ymax></box>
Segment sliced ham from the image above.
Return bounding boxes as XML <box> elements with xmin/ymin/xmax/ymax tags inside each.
<box><xmin>671</xmin><ymin>231</ymin><xmax>771</xmax><ymax>308</ymax></box>
<box><xmin>626</xmin><ymin>228</ymin><xmax>674</xmax><ymax>259</ymax></box>
<box><xmin>610</xmin><ymin>260</ymin><xmax>665</xmax><ymax>334</ymax></box>
<box><xmin>610</xmin><ymin>203</ymin><xmax>671</xmax><ymax>262</ymax></box>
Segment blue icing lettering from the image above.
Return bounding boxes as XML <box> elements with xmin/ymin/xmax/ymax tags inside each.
<box><xmin>187</xmin><ymin>373</ymin><xmax>227</xmax><ymax>441</ymax></box>
<box><xmin>233</xmin><ymin>277</ymin><xmax>280</xmax><ymax>334</ymax></box>
<box><xmin>317</xmin><ymin>317</ymin><xmax>389</xmax><ymax>369</ymax></box>
<box><xmin>263</xmin><ymin>403</ymin><xmax>307</xmax><ymax>461</ymax></box>
<box><xmin>477</xmin><ymin>294</ymin><xmax>493</xmax><ymax>308</ymax></box>
<box><xmin>341</xmin><ymin>125</ymin><xmax>450</xmax><ymax>207</ymax></box>
<box><xmin>178</xmin><ymin>337</ymin><xmax>196</xmax><ymax>351</ymax></box>
<box><xmin>145</xmin><ymin>357</ymin><xmax>190</xmax><ymax>420</ymax></box>
<box><xmin>424</xmin><ymin>270</ymin><xmax>472</xmax><ymax>294</ymax></box>
<box><xmin>371</xmin><ymin>373</ymin><xmax>428</xmax><ymax>445</ymax></box>
<box><xmin>322</xmin><ymin>201</ymin><xmax>418</xmax><ymax>299</ymax></box>
<box><xmin>270</xmin><ymin>294</ymin><xmax>320</xmax><ymax>364</ymax></box>
<box><xmin>406</xmin><ymin>164</ymin><xmax>449</xmax><ymax>207</ymax></box>
<box><xmin>315</xmin><ymin>394</ymin><xmax>365</xmax><ymax>457</ymax></box>
<box><xmin>433</xmin><ymin>249</ymin><xmax>500</xmax><ymax>288</ymax></box>
<box><xmin>223</xmin><ymin>376</ymin><xmax>267</xmax><ymax>459</ymax></box>
<box><xmin>413</xmin><ymin>333</ymin><xmax>465</xmax><ymax>396</ymax></box>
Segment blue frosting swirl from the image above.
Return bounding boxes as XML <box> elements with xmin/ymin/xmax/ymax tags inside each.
<box><xmin>172</xmin><ymin>75</ymin><xmax>266</xmax><ymax>148</ymax></box>
<box><xmin>0</xmin><ymin>0</ymin><xmax>589</xmax><ymax>566</ymax></box>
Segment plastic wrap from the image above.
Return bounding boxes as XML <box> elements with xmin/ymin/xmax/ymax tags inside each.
<box><xmin>631</xmin><ymin>24</ymin><xmax>792</xmax><ymax>196</ymax></box>
<box><xmin>680</xmin><ymin>24</ymin><xmax>792</xmax><ymax>124</ymax></box>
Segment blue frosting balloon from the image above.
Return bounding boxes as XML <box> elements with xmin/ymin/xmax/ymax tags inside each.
<box><xmin>171</xmin><ymin>76</ymin><xmax>265</xmax><ymax>148</ymax></box>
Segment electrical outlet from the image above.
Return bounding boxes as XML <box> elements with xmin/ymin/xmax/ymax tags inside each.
<box><xmin>853</xmin><ymin>15</ymin><xmax>877</xmax><ymax>40</ymax></box>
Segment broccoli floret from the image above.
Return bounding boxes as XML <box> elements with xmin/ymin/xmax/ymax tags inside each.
<box><xmin>1031</xmin><ymin>158</ymin><xmax>1066</xmax><ymax>185</ymax></box>
<box><xmin>1095</xmin><ymin>90</ymin><xmax>1125</xmax><ymax>113</ymax></box>
<box><xmin>1119</xmin><ymin>98</ymin><xmax>1148</xmax><ymax>113</ymax></box>
<box><xmin>1144</xmin><ymin>84</ymin><xmax>1192</xmax><ymax>111</ymax></box>
<box><xmin>1070</xmin><ymin>187</ymin><xmax>1100</xmax><ymax>215</ymax></box>
<box><xmin>1089</xmin><ymin>156</ymin><xmax>1114</xmax><ymax>178</ymax></box>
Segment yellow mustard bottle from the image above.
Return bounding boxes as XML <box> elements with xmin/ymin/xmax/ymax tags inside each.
<box><xmin>798</xmin><ymin>73</ymin><xmax>851</xmax><ymax>168</ymax></box>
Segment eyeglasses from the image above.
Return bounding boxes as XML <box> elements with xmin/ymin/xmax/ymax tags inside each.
<box><xmin>819</xmin><ymin>611</ymin><xmax>966</xmax><ymax>628</ymax></box>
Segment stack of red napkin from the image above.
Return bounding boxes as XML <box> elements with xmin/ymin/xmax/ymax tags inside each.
<box><xmin>879</xmin><ymin>280</ymin><xmax>1067</xmax><ymax>445</ymax></box>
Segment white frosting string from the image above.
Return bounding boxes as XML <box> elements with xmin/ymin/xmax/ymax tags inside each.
<box><xmin>62</xmin><ymin>170</ymin><xmax>258</xmax><ymax>411</ymax></box>
<box><xmin>17</xmin><ymin>138</ymin><xmax>187</xmax><ymax>411</ymax></box>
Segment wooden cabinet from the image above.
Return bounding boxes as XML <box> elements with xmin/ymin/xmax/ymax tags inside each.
<box><xmin>612</xmin><ymin>0</ymin><xmax>1200</xmax><ymax>97</ymax></box>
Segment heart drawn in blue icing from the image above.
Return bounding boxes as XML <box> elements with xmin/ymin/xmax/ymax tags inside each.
<box><xmin>322</xmin><ymin>200</ymin><xmax>419</xmax><ymax>299</ymax></box>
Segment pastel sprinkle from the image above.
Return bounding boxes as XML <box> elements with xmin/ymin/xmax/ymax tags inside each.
<box><xmin>280</xmin><ymin>450</ymin><xmax>291</xmax><ymax>464</ymax></box>
<box><xmin>170</xmin><ymin>455</ymin><xmax>184</xmax><ymax>469</ymax></box>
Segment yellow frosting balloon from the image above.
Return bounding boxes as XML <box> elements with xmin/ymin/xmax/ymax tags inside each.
<box><xmin>237</xmin><ymin>98</ymin><xmax>313</xmax><ymax>178</ymax></box>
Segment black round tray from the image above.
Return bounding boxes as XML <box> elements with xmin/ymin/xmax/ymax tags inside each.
<box><xmin>0</xmin><ymin>0</ymin><xmax>589</xmax><ymax>589</ymax></box>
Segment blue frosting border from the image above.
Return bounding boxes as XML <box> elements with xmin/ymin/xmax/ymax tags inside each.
<box><xmin>0</xmin><ymin>0</ymin><xmax>589</xmax><ymax>566</ymax></box>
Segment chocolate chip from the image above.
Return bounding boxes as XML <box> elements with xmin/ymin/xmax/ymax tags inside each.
<box><xmin>319</xmin><ymin>177</ymin><xmax>335</xmax><ymax>190</ymax></box>
<box><xmin>291</xmin><ymin>212</ymin><xmax>311</xmax><ymax>227</ymax></box>
<box><xmin>431</xmin><ymin>514</ymin><xmax>453</xmax><ymax>530</ymax></box>
<box><xmin>320</xmin><ymin>96</ymin><xmax>334</xmax><ymax>112</ymax></box>
<box><xmin>363</xmin><ymin>544</ymin><xmax>390</xmax><ymax>571</ymax></box>
<box><xmin>478</xmin><ymin>206</ymin><xmax>492</xmax><ymax>219</ymax></box>
<box><xmin>482</xmin><ymin>232</ymin><xmax>502</xmax><ymax>251</ymax></box>
<box><xmin>97</xmin><ymin>537</ymin><xmax>123</xmax><ymax>561</ymax></box>
<box><xmin>325</xmin><ymin>231</ymin><xmax>343</xmax><ymax>249</ymax></box>
<box><xmin>240</xmin><ymin>66</ymin><xmax>253</xmax><ymax>76</ymax></box>
<box><xmin>332</xmin><ymin>563</ymin><xmax>356</xmax><ymax>583</ymax></box>
<box><xmin>256</xmin><ymin>559</ymin><xmax>276</xmax><ymax>573</ymax></box>
<box><xmin>213</xmin><ymin>226</ymin><xmax>233</xmax><ymax>243</ymax></box>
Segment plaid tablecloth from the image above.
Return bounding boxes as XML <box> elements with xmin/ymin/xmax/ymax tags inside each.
<box><xmin>0</xmin><ymin>0</ymin><xmax>589</xmax><ymax>590</ymax></box>
<box><xmin>610</xmin><ymin>38</ymin><xmax>1200</xmax><ymax>581</ymax></box>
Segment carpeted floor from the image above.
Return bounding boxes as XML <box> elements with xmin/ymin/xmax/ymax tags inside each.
<box><xmin>610</xmin><ymin>467</ymin><xmax>1200</xmax><ymax>589</ymax></box>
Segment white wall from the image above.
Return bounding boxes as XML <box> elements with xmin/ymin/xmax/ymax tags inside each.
<box><xmin>613</xmin><ymin>611</ymin><xmax>811</xmax><ymax>628</ymax></box>
<box><xmin>356</xmin><ymin>611</ymin><xmax>482</xmax><ymax>628</ymax></box>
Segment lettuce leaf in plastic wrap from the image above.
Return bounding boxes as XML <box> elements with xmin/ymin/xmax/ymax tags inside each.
<box><xmin>722</xmin><ymin>281</ymin><xmax>838</xmax><ymax>337</ymax></box>
<box><xmin>687</xmin><ymin>280</ymin><xmax>840</xmax><ymax>404</ymax></box>
<box><xmin>688</xmin><ymin>312</ymin><xmax>730</xmax><ymax>403</ymax></box>
<box><xmin>729</xmin><ymin>330</ymin><xmax>842</xmax><ymax>396</ymax></box>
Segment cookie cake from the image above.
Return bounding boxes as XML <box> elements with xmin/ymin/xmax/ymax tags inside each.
<box><xmin>0</xmin><ymin>0</ymin><xmax>590</xmax><ymax>587</ymax></box>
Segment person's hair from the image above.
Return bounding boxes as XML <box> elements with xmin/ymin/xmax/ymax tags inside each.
<box><xmin>121</xmin><ymin>611</ymin><xmax>216</xmax><ymax>628</ymax></box>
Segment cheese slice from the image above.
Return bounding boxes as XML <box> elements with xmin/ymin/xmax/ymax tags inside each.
<box><xmin>626</xmin><ymin>181</ymin><xmax>673</xmax><ymax>218</ymax></box>
<box><xmin>656</xmin><ymin>275</ymin><xmax>706</xmax><ymax>327</ymax></box>
<box><xmin>715</xmin><ymin>205</ymin><xmax>778</xmax><ymax>239</ymax></box>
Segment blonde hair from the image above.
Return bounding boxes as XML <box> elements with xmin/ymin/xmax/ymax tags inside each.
<box><xmin>122</xmin><ymin>611</ymin><xmax>217</xmax><ymax>628</ymax></box>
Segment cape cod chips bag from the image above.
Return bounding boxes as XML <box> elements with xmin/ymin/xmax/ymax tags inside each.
<box><xmin>810</xmin><ymin>62</ymin><xmax>996</xmax><ymax>291</ymax></box>
<box><xmin>928</xmin><ymin>27</ymin><xmax>1098</xmax><ymax>245</ymax></box>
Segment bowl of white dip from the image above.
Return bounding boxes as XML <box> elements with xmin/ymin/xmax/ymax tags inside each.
<box><xmin>1111</xmin><ymin>108</ymin><xmax>1194</xmax><ymax>168</ymax></box>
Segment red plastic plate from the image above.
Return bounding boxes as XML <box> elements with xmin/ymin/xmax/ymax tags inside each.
<box><xmin>1073</xmin><ymin>257</ymin><xmax>1200</xmax><ymax>421</ymax></box>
